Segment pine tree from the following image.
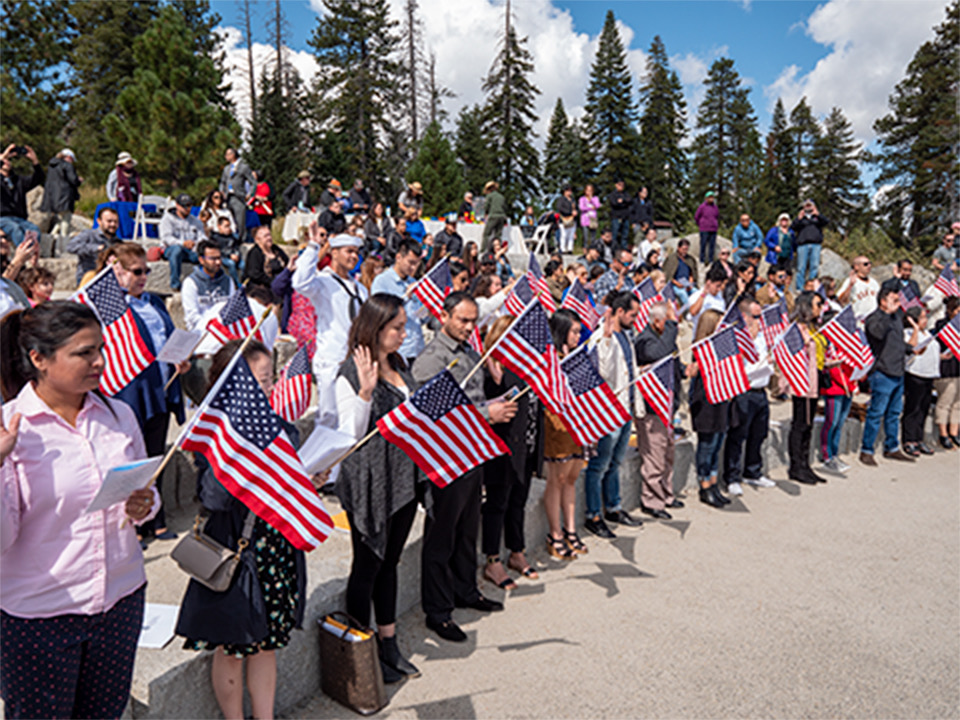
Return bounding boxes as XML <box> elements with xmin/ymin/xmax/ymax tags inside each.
<box><xmin>308</xmin><ymin>0</ymin><xmax>405</xmax><ymax>197</ymax></box>
<box><xmin>637</xmin><ymin>35</ymin><xmax>687</xmax><ymax>228</ymax></box>
<box><xmin>0</xmin><ymin>0</ymin><xmax>75</xmax><ymax>164</ymax></box>
<box><xmin>426</xmin><ymin>52</ymin><xmax>455</xmax><ymax>127</ymax></box>
<box><xmin>762</xmin><ymin>98</ymin><xmax>798</xmax><ymax>217</ymax></box>
<box><xmin>102</xmin><ymin>6</ymin><xmax>240</xmax><ymax>196</ymax></box>
<box><xmin>248</xmin><ymin>67</ymin><xmax>308</xmax><ymax>213</ymax></box>
<box><xmin>454</xmin><ymin>105</ymin><xmax>494</xmax><ymax>194</ymax></box>
<box><xmin>406</xmin><ymin>121</ymin><xmax>464</xmax><ymax>217</ymax></box>
<box><xmin>479</xmin><ymin>20</ymin><xmax>541</xmax><ymax>215</ymax></box>
<box><xmin>871</xmin><ymin>1</ymin><xmax>959</xmax><ymax>252</ymax></box>
<box><xmin>583</xmin><ymin>10</ymin><xmax>638</xmax><ymax>194</ymax></box>
<box><xmin>68</xmin><ymin>1</ymin><xmax>159</xmax><ymax>176</ymax></box>
<box><xmin>811</xmin><ymin>107</ymin><xmax>867</xmax><ymax>234</ymax></box>
<box><xmin>689</xmin><ymin>57</ymin><xmax>761</xmax><ymax>228</ymax></box>
<box><xmin>789</xmin><ymin>97</ymin><xmax>821</xmax><ymax>200</ymax></box>
<box><xmin>542</xmin><ymin>98</ymin><xmax>571</xmax><ymax>194</ymax></box>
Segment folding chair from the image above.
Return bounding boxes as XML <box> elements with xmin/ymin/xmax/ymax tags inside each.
<box><xmin>133</xmin><ymin>195</ymin><xmax>170</xmax><ymax>243</ymax></box>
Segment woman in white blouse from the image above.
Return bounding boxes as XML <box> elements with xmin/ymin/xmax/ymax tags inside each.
<box><xmin>901</xmin><ymin>305</ymin><xmax>940</xmax><ymax>456</ymax></box>
<box><xmin>334</xmin><ymin>293</ymin><xmax>424</xmax><ymax>683</ymax></box>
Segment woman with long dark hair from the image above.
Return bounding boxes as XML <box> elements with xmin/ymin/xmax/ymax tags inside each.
<box><xmin>335</xmin><ymin>293</ymin><xmax>423</xmax><ymax>683</ymax></box>
<box><xmin>1</xmin><ymin>302</ymin><xmax>157</xmax><ymax>719</ymax></box>
<box><xmin>787</xmin><ymin>291</ymin><xmax>827</xmax><ymax>485</ymax></box>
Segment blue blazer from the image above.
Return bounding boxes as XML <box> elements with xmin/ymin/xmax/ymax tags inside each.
<box><xmin>115</xmin><ymin>293</ymin><xmax>186</xmax><ymax>427</ymax></box>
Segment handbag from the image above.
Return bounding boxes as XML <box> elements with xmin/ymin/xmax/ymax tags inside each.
<box><xmin>588</xmin><ymin>215</ymin><xmax>598</xmax><ymax>231</ymax></box>
<box><xmin>318</xmin><ymin>612</ymin><xmax>388</xmax><ymax>716</ymax></box>
<box><xmin>170</xmin><ymin>511</ymin><xmax>256</xmax><ymax>592</ymax></box>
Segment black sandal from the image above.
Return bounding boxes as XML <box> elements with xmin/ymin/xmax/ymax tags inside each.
<box><xmin>546</xmin><ymin>534</ymin><xmax>575</xmax><ymax>560</ymax></box>
<box><xmin>484</xmin><ymin>556</ymin><xmax>517</xmax><ymax>589</ymax></box>
<box><xmin>563</xmin><ymin>529</ymin><xmax>589</xmax><ymax>555</ymax></box>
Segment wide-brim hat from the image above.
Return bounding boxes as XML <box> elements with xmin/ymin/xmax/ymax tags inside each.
<box><xmin>116</xmin><ymin>151</ymin><xmax>137</xmax><ymax>166</ymax></box>
<box><xmin>484</xmin><ymin>181</ymin><xmax>498</xmax><ymax>192</ymax></box>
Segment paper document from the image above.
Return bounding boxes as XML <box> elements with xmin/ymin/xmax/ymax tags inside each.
<box><xmin>913</xmin><ymin>335</ymin><xmax>933</xmax><ymax>352</ymax></box>
<box><xmin>84</xmin><ymin>456</ymin><xmax>164</xmax><ymax>514</ymax></box>
<box><xmin>298</xmin><ymin>424</ymin><xmax>358</xmax><ymax>475</ymax></box>
<box><xmin>138</xmin><ymin>603</ymin><xmax>179</xmax><ymax>649</ymax></box>
<box><xmin>156</xmin><ymin>329</ymin><xmax>203</xmax><ymax>364</ymax></box>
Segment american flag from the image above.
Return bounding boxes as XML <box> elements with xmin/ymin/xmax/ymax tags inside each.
<box><xmin>761</xmin><ymin>302</ymin><xmax>787</xmax><ymax>347</ymax></box>
<box><xmin>692</xmin><ymin>325</ymin><xmax>749</xmax><ymax>403</ymax></box>
<box><xmin>467</xmin><ymin>326</ymin><xmax>483</xmax><ymax>354</ymax></box>
<box><xmin>561</xmin><ymin>281</ymin><xmax>600</xmax><ymax>331</ymax></box>
<box><xmin>936</xmin><ymin>313</ymin><xmax>960</xmax><ymax>360</ymax></box>
<box><xmin>527</xmin><ymin>253</ymin><xmax>558</xmax><ymax>313</ymax></box>
<box><xmin>719</xmin><ymin>303</ymin><xmax>760</xmax><ymax>363</ymax></box>
<box><xmin>899</xmin><ymin>283</ymin><xmax>922</xmax><ymax>310</ymax></box>
<box><xmin>411</xmin><ymin>258</ymin><xmax>452</xmax><ymax>322</ymax></box>
<box><xmin>636</xmin><ymin>355</ymin><xmax>675</xmax><ymax>429</ymax></box>
<box><xmin>632</xmin><ymin>277</ymin><xmax>660</xmax><ymax>332</ymax></box>
<box><xmin>270</xmin><ymin>345</ymin><xmax>312</xmax><ymax>423</ymax></box>
<box><xmin>557</xmin><ymin>347</ymin><xmax>630</xmax><ymax>445</ymax></box>
<box><xmin>504</xmin><ymin>274</ymin><xmax>534</xmax><ymax>316</ymax></box>
<box><xmin>75</xmin><ymin>268</ymin><xmax>155</xmax><ymax>396</ymax></box>
<box><xmin>377</xmin><ymin>369</ymin><xmax>509</xmax><ymax>488</ymax></box>
<box><xmin>772</xmin><ymin>323</ymin><xmax>810</xmax><ymax>397</ymax></box>
<box><xmin>207</xmin><ymin>289</ymin><xmax>258</xmax><ymax>344</ymax></box>
<box><xmin>934</xmin><ymin>265</ymin><xmax>960</xmax><ymax>297</ymax></box>
<box><xmin>182</xmin><ymin>356</ymin><xmax>334</xmax><ymax>551</ymax></box>
<box><xmin>821</xmin><ymin>306</ymin><xmax>874</xmax><ymax>368</ymax></box>
<box><xmin>490</xmin><ymin>301</ymin><xmax>571</xmax><ymax>416</ymax></box>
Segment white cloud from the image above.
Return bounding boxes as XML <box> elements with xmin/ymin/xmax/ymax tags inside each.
<box><xmin>763</xmin><ymin>0</ymin><xmax>945</xmax><ymax>141</ymax></box>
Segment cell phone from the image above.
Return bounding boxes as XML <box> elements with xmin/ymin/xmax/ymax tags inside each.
<box><xmin>12</xmin><ymin>146</ymin><xmax>27</xmax><ymax>157</ymax></box>
<box><xmin>23</xmin><ymin>230</ymin><xmax>38</xmax><ymax>247</ymax></box>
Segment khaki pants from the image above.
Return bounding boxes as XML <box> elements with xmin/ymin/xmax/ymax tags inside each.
<box><xmin>637</xmin><ymin>414</ymin><xmax>676</xmax><ymax>511</ymax></box>
<box><xmin>934</xmin><ymin>376</ymin><xmax>960</xmax><ymax>425</ymax></box>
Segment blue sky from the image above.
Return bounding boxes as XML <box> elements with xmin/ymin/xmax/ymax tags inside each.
<box><xmin>214</xmin><ymin>0</ymin><xmax>949</xmax><ymax>169</ymax></box>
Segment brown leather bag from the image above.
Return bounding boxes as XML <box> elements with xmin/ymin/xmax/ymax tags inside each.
<box><xmin>318</xmin><ymin>612</ymin><xmax>388</xmax><ymax>716</ymax></box>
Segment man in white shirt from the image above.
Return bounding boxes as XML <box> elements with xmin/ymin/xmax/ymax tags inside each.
<box><xmin>293</xmin><ymin>228</ymin><xmax>368</xmax><ymax>431</ymax></box>
<box><xmin>722</xmin><ymin>298</ymin><xmax>776</xmax><ymax>495</ymax></box>
<box><xmin>837</xmin><ymin>255</ymin><xmax>879</xmax><ymax>321</ymax></box>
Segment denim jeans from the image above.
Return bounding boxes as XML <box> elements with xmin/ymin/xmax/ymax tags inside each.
<box><xmin>584</xmin><ymin>421</ymin><xmax>631</xmax><ymax>518</ymax></box>
<box><xmin>0</xmin><ymin>216</ymin><xmax>40</xmax><ymax>247</ymax></box>
<box><xmin>673</xmin><ymin>285</ymin><xmax>692</xmax><ymax>309</ymax></box>
<box><xmin>699</xmin><ymin>231</ymin><xmax>717</xmax><ymax>264</ymax></box>
<box><xmin>611</xmin><ymin>217</ymin><xmax>630</xmax><ymax>250</ymax></box>
<box><xmin>696</xmin><ymin>431</ymin><xmax>725</xmax><ymax>478</ymax></box>
<box><xmin>861</xmin><ymin>371</ymin><xmax>904</xmax><ymax>454</ymax></box>
<box><xmin>163</xmin><ymin>245</ymin><xmax>199</xmax><ymax>290</ymax></box>
<box><xmin>820</xmin><ymin>394</ymin><xmax>852</xmax><ymax>461</ymax></box>
<box><xmin>795</xmin><ymin>244</ymin><xmax>821</xmax><ymax>292</ymax></box>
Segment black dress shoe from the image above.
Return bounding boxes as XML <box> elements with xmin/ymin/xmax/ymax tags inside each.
<box><xmin>790</xmin><ymin>474</ymin><xmax>817</xmax><ymax>485</ymax></box>
<box><xmin>810</xmin><ymin>471</ymin><xmax>828</xmax><ymax>484</ymax></box>
<box><xmin>457</xmin><ymin>595</ymin><xmax>504</xmax><ymax>612</ymax></box>
<box><xmin>650</xmin><ymin>509</ymin><xmax>672</xmax><ymax>520</ymax></box>
<box><xmin>939</xmin><ymin>436</ymin><xmax>955</xmax><ymax>450</ymax></box>
<box><xmin>604</xmin><ymin>509</ymin><xmax>643</xmax><ymax>527</ymax></box>
<box><xmin>425</xmin><ymin>617</ymin><xmax>467</xmax><ymax>642</ymax></box>
<box><xmin>380</xmin><ymin>659</ymin><xmax>405</xmax><ymax>684</ymax></box>
<box><xmin>699</xmin><ymin>487</ymin><xmax>724</xmax><ymax>508</ymax></box>
<box><xmin>883</xmin><ymin>449</ymin><xmax>916</xmax><ymax>462</ymax></box>
<box><xmin>584</xmin><ymin>516</ymin><xmax>616</xmax><ymax>538</ymax></box>
<box><xmin>712</xmin><ymin>487</ymin><xmax>731</xmax><ymax>505</ymax></box>
<box><xmin>666</xmin><ymin>499</ymin><xmax>685</xmax><ymax>509</ymax></box>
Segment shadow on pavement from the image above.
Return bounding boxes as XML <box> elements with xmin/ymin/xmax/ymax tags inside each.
<box><xmin>723</xmin><ymin>497</ymin><xmax>750</xmax><ymax>513</ymax></box>
<box><xmin>572</xmin><ymin>562</ymin><xmax>656</xmax><ymax>598</ymax></box>
<box><xmin>496</xmin><ymin>637</ymin><xmax>579</xmax><ymax>653</ymax></box>
<box><xmin>610</xmin><ymin>535</ymin><xmax>638</xmax><ymax>564</ymax></box>
<box><xmin>395</xmin><ymin>689</ymin><xmax>493</xmax><ymax>719</ymax></box>
<box><xmin>508</xmin><ymin>583</ymin><xmax>546</xmax><ymax>599</ymax></box>
<box><xmin>661</xmin><ymin>519</ymin><xmax>691</xmax><ymax>539</ymax></box>
<box><xmin>776</xmin><ymin>480</ymin><xmax>801</xmax><ymax>496</ymax></box>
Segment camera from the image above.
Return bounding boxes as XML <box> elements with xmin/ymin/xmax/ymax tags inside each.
<box><xmin>12</xmin><ymin>146</ymin><xmax>27</xmax><ymax>157</ymax></box>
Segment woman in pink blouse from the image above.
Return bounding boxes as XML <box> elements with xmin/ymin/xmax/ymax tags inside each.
<box><xmin>578</xmin><ymin>184</ymin><xmax>601</xmax><ymax>249</ymax></box>
<box><xmin>0</xmin><ymin>301</ymin><xmax>158</xmax><ymax>720</ymax></box>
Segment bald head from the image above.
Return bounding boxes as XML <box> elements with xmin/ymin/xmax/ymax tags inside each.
<box><xmin>853</xmin><ymin>256</ymin><xmax>872</xmax><ymax>279</ymax></box>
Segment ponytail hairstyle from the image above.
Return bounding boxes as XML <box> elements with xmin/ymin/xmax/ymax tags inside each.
<box><xmin>1</xmin><ymin>301</ymin><xmax>102</xmax><ymax>401</ymax></box>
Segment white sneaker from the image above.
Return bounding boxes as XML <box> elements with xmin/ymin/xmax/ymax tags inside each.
<box><xmin>819</xmin><ymin>458</ymin><xmax>846</xmax><ymax>476</ymax></box>
<box><xmin>744</xmin><ymin>476</ymin><xmax>776</xmax><ymax>488</ymax></box>
<box><xmin>835</xmin><ymin>458</ymin><xmax>851</xmax><ymax>472</ymax></box>
<box><xmin>727</xmin><ymin>481</ymin><xmax>743</xmax><ymax>496</ymax></box>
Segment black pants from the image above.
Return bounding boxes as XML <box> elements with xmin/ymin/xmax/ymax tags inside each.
<box><xmin>345</xmin><ymin>500</ymin><xmax>418</xmax><ymax>628</ymax></box>
<box><xmin>481</xmin><ymin>456</ymin><xmax>530</xmax><ymax>557</ymax></box>
<box><xmin>421</xmin><ymin>468</ymin><xmax>482</xmax><ymax>622</ymax></box>
<box><xmin>789</xmin><ymin>397</ymin><xmax>816</xmax><ymax>478</ymax></box>
<box><xmin>902</xmin><ymin>373</ymin><xmax>934</xmax><ymax>444</ymax></box>
<box><xmin>724</xmin><ymin>390</ymin><xmax>770</xmax><ymax>484</ymax></box>
<box><xmin>0</xmin><ymin>586</ymin><xmax>144</xmax><ymax>720</ymax></box>
<box><xmin>139</xmin><ymin>412</ymin><xmax>171</xmax><ymax>534</ymax></box>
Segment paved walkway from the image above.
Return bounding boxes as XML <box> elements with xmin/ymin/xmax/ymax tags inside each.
<box><xmin>291</xmin><ymin>451</ymin><xmax>960</xmax><ymax>719</ymax></box>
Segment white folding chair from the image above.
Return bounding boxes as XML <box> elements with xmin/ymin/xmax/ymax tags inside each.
<box><xmin>527</xmin><ymin>224</ymin><xmax>551</xmax><ymax>256</ymax></box>
<box><xmin>133</xmin><ymin>195</ymin><xmax>170</xmax><ymax>243</ymax></box>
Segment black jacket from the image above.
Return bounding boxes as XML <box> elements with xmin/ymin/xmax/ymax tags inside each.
<box><xmin>318</xmin><ymin>208</ymin><xmax>346</xmax><ymax>235</ymax></box>
<box><xmin>40</xmin><ymin>157</ymin><xmax>80</xmax><ymax>213</ymax></box>
<box><xmin>608</xmin><ymin>190</ymin><xmax>632</xmax><ymax>220</ymax></box>
<box><xmin>630</xmin><ymin>196</ymin><xmax>654</xmax><ymax>228</ymax></box>
<box><xmin>634</xmin><ymin>321</ymin><xmax>683</xmax><ymax>414</ymax></box>
<box><xmin>554</xmin><ymin>195</ymin><xmax>574</xmax><ymax>218</ymax></box>
<box><xmin>0</xmin><ymin>164</ymin><xmax>44</xmax><ymax>219</ymax></box>
<box><xmin>436</xmin><ymin>228</ymin><xmax>463</xmax><ymax>258</ymax></box>
<box><xmin>864</xmin><ymin>308</ymin><xmax>907</xmax><ymax>377</ymax></box>
<box><xmin>282</xmin><ymin>180</ymin><xmax>310</xmax><ymax>211</ymax></box>
<box><xmin>348</xmin><ymin>187</ymin><xmax>371</xmax><ymax>211</ymax></box>
<box><xmin>791</xmin><ymin>213</ymin><xmax>829</xmax><ymax>246</ymax></box>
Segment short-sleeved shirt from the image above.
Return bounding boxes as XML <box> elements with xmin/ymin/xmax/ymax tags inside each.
<box><xmin>933</xmin><ymin>245</ymin><xmax>957</xmax><ymax>269</ymax></box>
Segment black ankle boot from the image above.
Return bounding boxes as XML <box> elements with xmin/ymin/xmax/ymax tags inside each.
<box><xmin>379</xmin><ymin>635</ymin><xmax>420</xmax><ymax>678</ymax></box>
<box><xmin>699</xmin><ymin>486</ymin><xmax>723</xmax><ymax>508</ymax></box>
<box><xmin>712</xmin><ymin>485</ymin><xmax>731</xmax><ymax>505</ymax></box>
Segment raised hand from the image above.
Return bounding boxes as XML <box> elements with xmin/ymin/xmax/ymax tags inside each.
<box><xmin>353</xmin><ymin>345</ymin><xmax>378</xmax><ymax>401</ymax></box>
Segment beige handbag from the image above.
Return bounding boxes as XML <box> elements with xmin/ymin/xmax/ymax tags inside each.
<box><xmin>170</xmin><ymin>511</ymin><xmax>256</xmax><ymax>592</ymax></box>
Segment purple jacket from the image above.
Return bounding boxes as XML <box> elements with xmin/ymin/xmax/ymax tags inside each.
<box><xmin>695</xmin><ymin>201</ymin><xmax>719</xmax><ymax>232</ymax></box>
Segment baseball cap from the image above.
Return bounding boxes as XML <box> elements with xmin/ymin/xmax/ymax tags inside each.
<box><xmin>175</xmin><ymin>193</ymin><xmax>193</xmax><ymax>207</ymax></box>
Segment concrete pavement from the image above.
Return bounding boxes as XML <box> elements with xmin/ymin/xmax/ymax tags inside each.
<box><xmin>291</xmin><ymin>450</ymin><xmax>960</xmax><ymax>719</ymax></box>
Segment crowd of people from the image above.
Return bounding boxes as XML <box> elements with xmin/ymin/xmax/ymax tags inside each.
<box><xmin>2</xmin><ymin>138</ymin><xmax>960</xmax><ymax>719</ymax></box>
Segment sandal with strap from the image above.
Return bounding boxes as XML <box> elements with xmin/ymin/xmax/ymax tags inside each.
<box><xmin>483</xmin><ymin>557</ymin><xmax>517</xmax><ymax>590</ymax></box>
<box><xmin>546</xmin><ymin>534</ymin><xmax>576</xmax><ymax>561</ymax></box>
<box><xmin>563</xmin><ymin>529</ymin><xmax>589</xmax><ymax>555</ymax></box>
<box><xmin>507</xmin><ymin>553</ymin><xmax>539</xmax><ymax>580</ymax></box>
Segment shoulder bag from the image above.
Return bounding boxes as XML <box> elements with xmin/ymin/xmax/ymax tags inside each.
<box><xmin>171</xmin><ymin>511</ymin><xmax>256</xmax><ymax>592</ymax></box>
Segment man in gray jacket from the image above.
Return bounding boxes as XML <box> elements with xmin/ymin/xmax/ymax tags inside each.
<box><xmin>160</xmin><ymin>193</ymin><xmax>207</xmax><ymax>291</ymax></box>
<box><xmin>220</xmin><ymin>147</ymin><xmax>255</xmax><ymax>242</ymax></box>
<box><xmin>66</xmin><ymin>206</ymin><xmax>121</xmax><ymax>283</ymax></box>
<box><xmin>40</xmin><ymin>149</ymin><xmax>81</xmax><ymax>253</ymax></box>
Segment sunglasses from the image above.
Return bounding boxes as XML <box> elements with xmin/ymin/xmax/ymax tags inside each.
<box><xmin>128</xmin><ymin>267</ymin><xmax>152</xmax><ymax>276</ymax></box>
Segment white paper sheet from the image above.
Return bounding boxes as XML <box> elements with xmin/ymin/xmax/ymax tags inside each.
<box><xmin>138</xmin><ymin>603</ymin><xmax>179</xmax><ymax>649</ymax></box>
<box><xmin>84</xmin><ymin>456</ymin><xmax>164</xmax><ymax>514</ymax></box>
<box><xmin>913</xmin><ymin>335</ymin><xmax>934</xmax><ymax>352</ymax></box>
<box><xmin>298</xmin><ymin>424</ymin><xmax>358</xmax><ymax>475</ymax></box>
<box><xmin>156</xmin><ymin>328</ymin><xmax>203</xmax><ymax>364</ymax></box>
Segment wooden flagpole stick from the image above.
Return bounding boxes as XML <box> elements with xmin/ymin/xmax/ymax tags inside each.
<box><xmin>326</xmin><ymin>357</ymin><xmax>462</xmax><ymax>468</ymax></box>
<box><xmin>162</xmin><ymin>330</ymin><xmax>210</xmax><ymax>392</ymax></box>
<box><xmin>458</xmin><ymin>301</ymin><xmax>533</xmax><ymax>388</ymax></box>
